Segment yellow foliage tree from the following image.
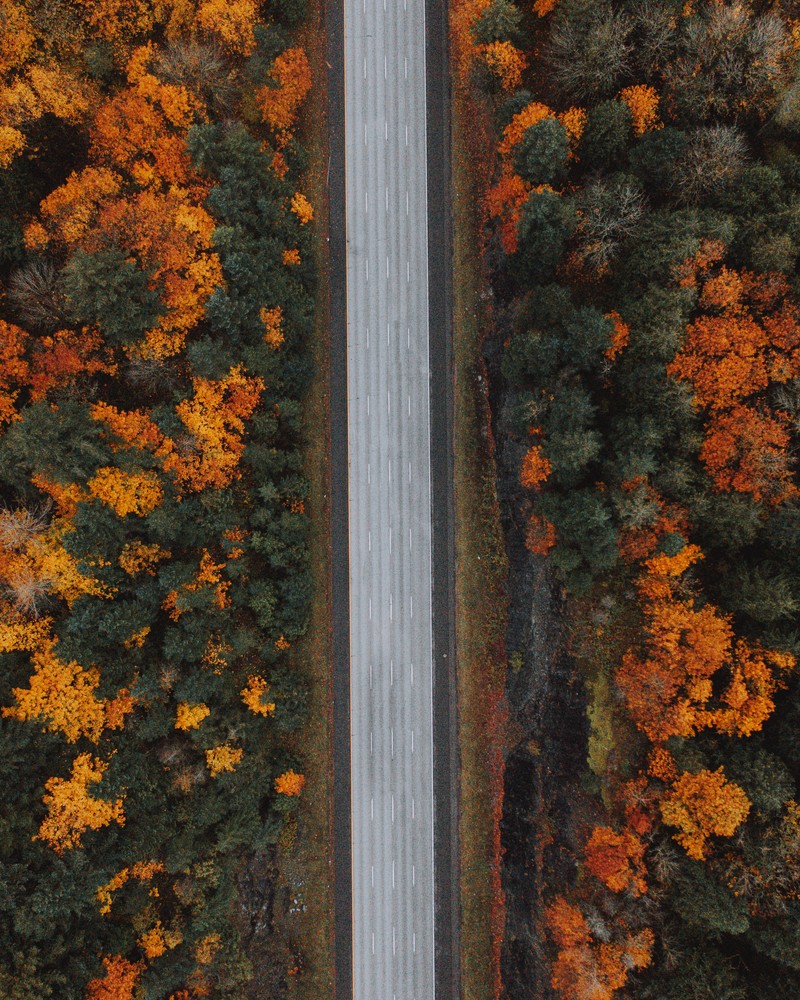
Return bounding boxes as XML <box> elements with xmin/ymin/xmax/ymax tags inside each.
<box><xmin>36</xmin><ymin>753</ymin><xmax>125</xmax><ymax>853</ymax></box>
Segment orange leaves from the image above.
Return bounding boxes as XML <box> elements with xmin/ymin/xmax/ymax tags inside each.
<box><xmin>604</xmin><ymin>311</ymin><xmax>630</xmax><ymax>362</ymax></box>
<box><xmin>86</xmin><ymin>956</ymin><xmax>143</xmax><ymax>1000</ymax></box>
<box><xmin>260</xmin><ymin>306</ymin><xmax>285</xmax><ymax>349</ymax></box>
<box><xmin>119</xmin><ymin>541</ymin><xmax>172</xmax><ymax>576</ymax></box>
<box><xmin>96</xmin><ymin>860</ymin><xmax>164</xmax><ymax>916</ymax></box>
<box><xmin>584</xmin><ymin>826</ymin><xmax>647</xmax><ymax>895</ymax></box>
<box><xmin>545</xmin><ymin>898</ymin><xmax>654</xmax><ymax>1000</ymax></box>
<box><xmin>88</xmin><ymin>468</ymin><xmax>164</xmax><ymax>517</ymax></box>
<box><xmin>258</xmin><ymin>48</ymin><xmax>312</xmax><ymax>144</ymax></box>
<box><xmin>668</xmin><ymin>256</ymin><xmax>800</xmax><ymax>505</ymax></box>
<box><xmin>205</xmin><ymin>744</ymin><xmax>243</xmax><ymax>776</ymax></box>
<box><xmin>700</xmin><ymin>404</ymin><xmax>797</xmax><ymax>506</ymax></box>
<box><xmin>241</xmin><ymin>675</ymin><xmax>276</xmax><ymax>716</ymax></box>
<box><xmin>0</xmin><ymin>320</ymin><xmax>29</xmax><ymax>423</ymax></box>
<box><xmin>618</xmin><ymin>85</ymin><xmax>661</xmax><ymax>135</ymax></box>
<box><xmin>275</xmin><ymin>769</ymin><xmax>305</xmax><ymax>796</ymax></box>
<box><xmin>525</xmin><ymin>513</ymin><xmax>557</xmax><ymax>555</ymax></box>
<box><xmin>165</xmin><ymin>366</ymin><xmax>264</xmax><ymax>492</ymax></box>
<box><xmin>617</xmin><ymin>545</ymin><xmax>795</xmax><ymax>743</ymax></box>
<box><xmin>661</xmin><ymin>768</ymin><xmax>751</xmax><ymax>860</ymax></box>
<box><xmin>499</xmin><ymin>102</ymin><xmax>555</xmax><ymax>156</ymax></box>
<box><xmin>483</xmin><ymin>41</ymin><xmax>527</xmax><ymax>91</ymax></box>
<box><xmin>485</xmin><ymin>169</ymin><xmax>530</xmax><ymax>254</ymax></box>
<box><xmin>520</xmin><ymin>443</ymin><xmax>552</xmax><ymax>490</ymax></box>
<box><xmin>36</xmin><ymin>753</ymin><xmax>125</xmax><ymax>853</ymax></box>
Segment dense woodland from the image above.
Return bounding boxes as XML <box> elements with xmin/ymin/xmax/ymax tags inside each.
<box><xmin>456</xmin><ymin>0</ymin><xmax>800</xmax><ymax>995</ymax></box>
<box><xmin>0</xmin><ymin>1</ymin><xmax>316</xmax><ymax>996</ymax></box>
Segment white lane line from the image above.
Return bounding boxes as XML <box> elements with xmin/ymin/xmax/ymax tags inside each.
<box><xmin>409</xmin><ymin>527</ymin><xmax>412</xmax><ymax>551</ymax></box>
<box><xmin>405</xmin><ymin>124</ymin><xmax>408</xmax><ymax>146</ymax></box>
<box><xmin>369</xmin><ymin>662</ymin><xmax>373</xmax><ymax>688</ymax></box>
<box><xmin>412</xmin><ymin>798</ymin><xmax>415</xmax><ymax>820</ymax></box>
<box><xmin>386</xmin><ymin>255</ymin><xmax>389</xmax><ymax>280</ymax></box>
<box><xmin>385</xmin><ymin>120</ymin><xmax>388</xmax><ymax>141</ymax></box>
<box><xmin>390</xmin><ymin>659</ymin><xmax>393</xmax><ymax>685</ymax></box>
<box><xmin>390</xmin><ymin>593</ymin><xmax>393</xmax><ymax>621</ymax></box>
<box><xmin>408</xmin><ymin>459</ymin><xmax>412</xmax><ymax>480</ymax></box>
<box><xmin>371</xmin><ymin>864</ymin><xmax>374</xmax><ymax>887</ymax></box>
<box><xmin>369</xmin><ymin>597</ymin><xmax>372</xmax><ymax>620</ymax></box>
<box><xmin>411</xmin><ymin>662</ymin><xmax>414</xmax><ymax>686</ymax></box>
<box><xmin>387</xmin><ymin>321</ymin><xmax>390</xmax><ymax>345</ymax></box>
<box><xmin>407</xmin><ymin>261</ymin><xmax>410</xmax><ymax>282</ymax></box>
<box><xmin>389</xmin><ymin>527</ymin><xmax>392</xmax><ymax>554</ymax></box>
<box><xmin>411</xmin><ymin>729</ymin><xmax>414</xmax><ymax>753</ymax></box>
<box><xmin>408</xmin><ymin>397</ymin><xmax>411</xmax><ymax>416</ymax></box>
<box><xmin>407</xmin><ymin>326</ymin><xmax>410</xmax><ymax>348</ymax></box>
<box><xmin>367</xmin><ymin>462</ymin><xmax>371</xmax><ymax>484</ymax></box>
<box><xmin>372</xmin><ymin>932</ymin><xmax>375</xmax><ymax>955</ymax></box>
<box><xmin>384</xmin><ymin>55</ymin><xmax>387</xmax><ymax>79</ymax></box>
<box><xmin>405</xmin><ymin>57</ymin><xmax>408</xmax><ymax>79</ymax></box>
<box><xmin>367</xmin><ymin>394</ymin><xmax>370</xmax><ymax>416</ymax></box>
<box><xmin>368</xmin><ymin>529</ymin><xmax>371</xmax><ymax>551</ymax></box>
<box><xmin>386</xmin><ymin>186</ymin><xmax>389</xmax><ymax>212</ymax></box>
<box><xmin>413</xmin><ymin>932</ymin><xmax>416</xmax><ymax>953</ymax></box>
<box><xmin>366</xmin><ymin>325</ymin><xmax>369</xmax><ymax>349</ymax></box>
<box><xmin>410</xmin><ymin>594</ymin><xmax>414</xmax><ymax>618</ymax></box>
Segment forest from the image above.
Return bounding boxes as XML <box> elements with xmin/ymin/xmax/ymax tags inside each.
<box><xmin>0</xmin><ymin>0</ymin><xmax>317</xmax><ymax>996</ymax></box>
<box><xmin>453</xmin><ymin>0</ymin><xmax>800</xmax><ymax>995</ymax></box>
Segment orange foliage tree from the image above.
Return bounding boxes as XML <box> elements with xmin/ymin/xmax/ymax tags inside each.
<box><xmin>86</xmin><ymin>956</ymin><xmax>143</xmax><ymax>1000</ymax></box>
<box><xmin>668</xmin><ymin>259</ymin><xmax>800</xmax><ymax>505</ymax></box>
<box><xmin>258</xmin><ymin>48</ymin><xmax>312</xmax><ymax>145</ymax></box>
<box><xmin>584</xmin><ymin>826</ymin><xmax>647</xmax><ymax>895</ymax></box>
<box><xmin>661</xmin><ymin>768</ymin><xmax>751</xmax><ymax>860</ymax></box>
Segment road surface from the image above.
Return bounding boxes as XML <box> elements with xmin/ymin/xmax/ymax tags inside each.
<box><xmin>344</xmin><ymin>0</ymin><xmax>436</xmax><ymax>993</ymax></box>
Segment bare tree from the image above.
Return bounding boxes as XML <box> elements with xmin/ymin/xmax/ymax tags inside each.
<box><xmin>8</xmin><ymin>259</ymin><xmax>65</xmax><ymax>331</ymax></box>
<box><xmin>156</xmin><ymin>40</ymin><xmax>238</xmax><ymax>113</ymax></box>
<box><xmin>574</xmin><ymin>177</ymin><xmax>646</xmax><ymax>274</ymax></box>
<box><xmin>547</xmin><ymin>1</ymin><xmax>634</xmax><ymax>102</ymax></box>
<box><xmin>675</xmin><ymin>125</ymin><xmax>747</xmax><ymax>204</ymax></box>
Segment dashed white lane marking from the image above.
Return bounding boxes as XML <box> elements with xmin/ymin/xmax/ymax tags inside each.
<box><xmin>411</xmin><ymin>662</ymin><xmax>414</xmax><ymax>686</ymax></box>
<box><xmin>411</xmin><ymin>798</ymin><xmax>415</xmax><ymax>820</ymax></box>
<box><xmin>367</xmin><ymin>462</ymin><xmax>371</xmax><ymax>484</ymax></box>
<box><xmin>390</xmin><ymin>593</ymin><xmax>393</xmax><ymax>621</ymax></box>
<box><xmin>389</xmin><ymin>527</ymin><xmax>392</xmax><ymax>554</ymax></box>
<box><xmin>392</xmin><ymin>860</ymin><xmax>395</xmax><ymax>889</ymax></box>
<box><xmin>405</xmin><ymin>124</ymin><xmax>408</xmax><ymax>146</ymax></box>
<box><xmin>390</xmin><ymin>659</ymin><xmax>393</xmax><ymax>686</ymax></box>
<box><xmin>386</xmin><ymin>255</ymin><xmax>390</xmax><ymax>280</ymax></box>
<box><xmin>391</xmin><ymin>795</ymin><xmax>395</xmax><ymax>824</ymax></box>
<box><xmin>387</xmin><ymin>320</ymin><xmax>390</xmax><ymax>344</ymax></box>
<box><xmin>406</xmin><ymin>191</ymin><xmax>409</xmax><ymax>215</ymax></box>
<box><xmin>369</xmin><ymin>662</ymin><xmax>373</xmax><ymax>688</ymax></box>
<box><xmin>405</xmin><ymin>57</ymin><xmax>408</xmax><ymax>79</ymax></box>
<box><xmin>368</xmin><ymin>529</ymin><xmax>371</xmax><ymax>551</ymax></box>
<box><xmin>407</xmin><ymin>261</ymin><xmax>410</xmax><ymax>282</ymax></box>
<box><xmin>412</xmin><ymin>864</ymin><xmax>416</xmax><ymax>887</ymax></box>
<box><xmin>413</xmin><ymin>932</ymin><xmax>416</xmax><ymax>953</ymax></box>
<box><xmin>407</xmin><ymin>326</ymin><xmax>410</xmax><ymax>348</ymax></box>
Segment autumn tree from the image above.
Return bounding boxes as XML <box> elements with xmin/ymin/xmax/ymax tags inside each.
<box><xmin>661</xmin><ymin>769</ymin><xmax>751</xmax><ymax>860</ymax></box>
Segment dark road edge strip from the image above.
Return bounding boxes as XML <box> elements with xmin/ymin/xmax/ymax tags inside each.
<box><xmin>426</xmin><ymin>0</ymin><xmax>461</xmax><ymax>996</ymax></box>
<box><xmin>328</xmin><ymin>0</ymin><xmax>352</xmax><ymax>993</ymax></box>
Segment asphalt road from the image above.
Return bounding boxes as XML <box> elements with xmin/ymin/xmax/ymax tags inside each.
<box><xmin>344</xmin><ymin>0</ymin><xmax>437</xmax><ymax>993</ymax></box>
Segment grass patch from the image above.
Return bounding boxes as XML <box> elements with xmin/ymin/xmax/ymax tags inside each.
<box><xmin>451</xmin><ymin>63</ymin><xmax>510</xmax><ymax>1000</ymax></box>
<box><xmin>273</xmin><ymin>2</ymin><xmax>334</xmax><ymax>995</ymax></box>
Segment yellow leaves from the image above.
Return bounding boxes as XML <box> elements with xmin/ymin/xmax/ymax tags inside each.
<box><xmin>36</xmin><ymin>753</ymin><xmax>125</xmax><ymax>853</ymax></box>
<box><xmin>96</xmin><ymin>860</ymin><xmax>164</xmax><ymax>916</ymax></box>
<box><xmin>0</xmin><ymin>124</ymin><xmax>23</xmax><ymax>166</ymax></box>
<box><xmin>119</xmin><ymin>541</ymin><xmax>172</xmax><ymax>576</ymax></box>
<box><xmin>195</xmin><ymin>932</ymin><xmax>222</xmax><ymax>965</ymax></box>
<box><xmin>619</xmin><ymin>85</ymin><xmax>661</xmax><ymax>135</ymax></box>
<box><xmin>175</xmin><ymin>702</ymin><xmax>210</xmax><ymax>730</ymax></box>
<box><xmin>260</xmin><ymin>305</ymin><xmax>285</xmax><ymax>349</ymax></box>
<box><xmin>275</xmin><ymin>769</ymin><xmax>305</xmax><ymax>796</ymax></box>
<box><xmin>205</xmin><ymin>744</ymin><xmax>243</xmax><ymax>776</ymax></box>
<box><xmin>0</xmin><ymin>608</ymin><xmax>52</xmax><ymax>653</ymax></box>
<box><xmin>0</xmin><ymin>0</ymin><xmax>35</xmax><ymax>77</ymax></box>
<box><xmin>282</xmin><ymin>247</ymin><xmax>301</xmax><ymax>266</ymax></box>
<box><xmin>241</xmin><ymin>675</ymin><xmax>275</xmax><ymax>717</ymax></box>
<box><xmin>197</xmin><ymin>0</ymin><xmax>258</xmax><ymax>55</ymax></box>
<box><xmin>24</xmin><ymin>167</ymin><xmax>122</xmax><ymax>250</ymax></box>
<box><xmin>91</xmin><ymin>403</ymin><xmax>167</xmax><ymax>453</ymax></box>
<box><xmin>164</xmin><ymin>366</ymin><xmax>264</xmax><ymax>492</ymax></box>
<box><xmin>138</xmin><ymin>921</ymin><xmax>182</xmax><ymax>958</ymax></box>
<box><xmin>3</xmin><ymin>645</ymin><xmax>106</xmax><ymax>743</ymax></box>
<box><xmin>661</xmin><ymin>768</ymin><xmax>751</xmax><ymax>860</ymax></box>
<box><xmin>88</xmin><ymin>467</ymin><xmax>163</xmax><ymax>517</ymax></box>
<box><xmin>290</xmin><ymin>192</ymin><xmax>314</xmax><ymax>224</ymax></box>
